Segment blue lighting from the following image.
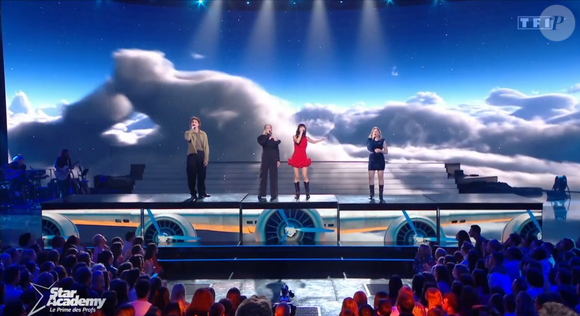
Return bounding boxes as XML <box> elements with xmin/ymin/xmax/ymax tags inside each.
<box><xmin>246</xmin><ymin>1</ymin><xmax>249</xmax><ymax>3</ymax></box>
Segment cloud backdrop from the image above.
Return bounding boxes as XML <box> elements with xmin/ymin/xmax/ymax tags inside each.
<box><xmin>6</xmin><ymin>49</ymin><xmax>580</xmax><ymax>190</ymax></box>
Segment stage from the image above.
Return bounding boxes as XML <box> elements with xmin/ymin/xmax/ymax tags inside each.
<box><xmin>41</xmin><ymin>192</ymin><xmax>543</xmax><ymax>278</ymax></box>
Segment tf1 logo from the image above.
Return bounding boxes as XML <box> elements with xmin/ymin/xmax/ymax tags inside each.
<box><xmin>517</xmin><ymin>16</ymin><xmax>566</xmax><ymax>30</ymax></box>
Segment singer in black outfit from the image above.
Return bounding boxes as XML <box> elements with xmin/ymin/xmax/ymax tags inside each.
<box><xmin>257</xmin><ymin>124</ymin><xmax>281</xmax><ymax>201</ymax></box>
<box><xmin>54</xmin><ymin>149</ymin><xmax>73</xmax><ymax>197</ymax></box>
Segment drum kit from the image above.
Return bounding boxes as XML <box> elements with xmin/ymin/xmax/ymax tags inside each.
<box><xmin>0</xmin><ymin>164</ymin><xmax>90</xmax><ymax>206</ymax></box>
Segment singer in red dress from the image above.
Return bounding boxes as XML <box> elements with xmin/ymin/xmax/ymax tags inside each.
<box><xmin>288</xmin><ymin>123</ymin><xmax>326</xmax><ymax>200</ymax></box>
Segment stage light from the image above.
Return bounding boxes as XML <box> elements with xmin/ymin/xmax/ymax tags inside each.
<box><xmin>246</xmin><ymin>1</ymin><xmax>250</xmax><ymax>3</ymax></box>
<box><xmin>198</xmin><ymin>0</ymin><xmax>203</xmax><ymax>3</ymax></box>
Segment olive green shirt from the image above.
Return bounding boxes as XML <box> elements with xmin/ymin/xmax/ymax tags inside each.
<box><xmin>184</xmin><ymin>129</ymin><xmax>210</xmax><ymax>161</ymax></box>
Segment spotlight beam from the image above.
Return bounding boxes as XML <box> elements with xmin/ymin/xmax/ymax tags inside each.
<box><xmin>190</xmin><ymin>0</ymin><xmax>223</xmax><ymax>59</ymax></box>
<box><xmin>243</xmin><ymin>0</ymin><xmax>276</xmax><ymax>70</ymax></box>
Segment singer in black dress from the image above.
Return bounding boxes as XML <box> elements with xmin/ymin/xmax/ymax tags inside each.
<box><xmin>257</xmin><ymin>124</ymin><xmax>281</xmax><ymax>201</ymax></box>
<box><xmin>367</xmin><ymin>127</ymin><xmax>388</xmax><ymax>200</ymax></box>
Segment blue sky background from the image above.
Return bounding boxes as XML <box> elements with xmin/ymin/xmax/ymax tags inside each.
<box><xmin>2</xmin><ymin>0</ymin><xmax>580</xmax><ymax>108</ymax></box>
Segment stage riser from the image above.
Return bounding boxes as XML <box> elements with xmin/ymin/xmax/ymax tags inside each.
<box><xmin>159</xmin><ymin>259</ymin><xmax>415</xmax><ymax>280</ymax></box>
<box><xmin>157</xmin><ymin>246</ymin><xmax>417</xmax><ymax>260</ymax></box>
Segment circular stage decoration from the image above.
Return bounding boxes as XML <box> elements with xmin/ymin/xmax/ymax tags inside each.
<box><xmin>256</xmin><ymin>208</ymin><xmax>325</xmax><ymax>245</ymax></box>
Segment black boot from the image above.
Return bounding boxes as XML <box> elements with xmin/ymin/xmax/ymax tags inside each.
<box><xmin>294</xmin><ymin>182</ymin><xmax>300</xmax><ymax>200</ymax></box>
<box><xmin>379</xmin><ymin>185</ymin><xmax>384</xmax><ymax>201</ymax></box>
<box><xmin>304</xmin><ymin>182</ymin><xmax>310</xmax><ymax>200</ymax></box>
<box><xmin>369</xmin><ymin>185</ymin><xmax>375</xmax><ymax>200</ymax></box>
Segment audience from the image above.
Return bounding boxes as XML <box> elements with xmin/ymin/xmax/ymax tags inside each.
<box><xmin>2</xmin><ymin>227</ymin><xmax>580</xmax><ymax>316</ymax></box>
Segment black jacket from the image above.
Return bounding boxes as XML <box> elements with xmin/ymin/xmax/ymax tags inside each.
<box><xmin>257</xmin><ymin>134</ymin><xmax>281</xmax><ymax>161</ymax></box>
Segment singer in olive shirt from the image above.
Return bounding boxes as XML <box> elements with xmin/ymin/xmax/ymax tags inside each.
<box><xmin>184</xmin><ymin>116</ymin><xmax>210</xmax><ymax>201</ymax></box>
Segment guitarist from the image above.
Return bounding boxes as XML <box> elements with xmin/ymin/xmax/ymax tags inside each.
<box><xmin>54</xmin><ymin>149</ymin><xmax>74</xmax><ymax>197</ymax></box>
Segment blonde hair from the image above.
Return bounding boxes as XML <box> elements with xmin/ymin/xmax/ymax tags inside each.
<box><xmin>368</xmin><ymin>127</ymin><xmax>382</xmax><ymax>139</ymax></box>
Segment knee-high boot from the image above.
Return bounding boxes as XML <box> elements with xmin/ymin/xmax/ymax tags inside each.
<box><xmin>304</xmin><ymin>182</ymin><xmax>310</xmax><ymax>200</ymax></box>
<box><xmin>369</xmin><ymin>185</ymin><xmax>375</xmax><ymax>199</ymax></box>
<box><xmin>379</xmin><ymin>185</ymin><xmax>384</xmax><ymax>201</ymax></box>
<box><xmin>294</xmin><ymin>182</ymin><xmax>300</xmax><ymax>200</ymax></box>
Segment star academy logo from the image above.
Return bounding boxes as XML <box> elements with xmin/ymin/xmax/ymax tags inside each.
<box><xmin>29</xmin><ymin>282</ymin><xmax>107</xmax><ymax>316</ymax></box>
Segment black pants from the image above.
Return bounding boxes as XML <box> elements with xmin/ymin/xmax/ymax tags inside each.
<box><xmin>186</xmin><ymin>151</ymin><xmax>207</xmax><ymax>197</ymax></box>
<box><xmin>58</xmin><ymin>177</ymin><xmax>71</xmax><ymax>198</ymax></box>
<box><xmin>259</xmin><ymin>156</ymin><xmax>278</xmax><ymax>197</ymax></box>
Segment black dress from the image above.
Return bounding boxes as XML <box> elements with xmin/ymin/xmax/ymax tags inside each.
<box><xmin>367</xmin><ymin>138</ymin><xmax>386</xmax><ymax>171</ymax></box>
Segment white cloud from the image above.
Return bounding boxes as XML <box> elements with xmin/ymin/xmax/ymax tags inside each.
<box><xmin>391</xmin><ymin>66</ymin><xmax>398</xmax><ymax>77</ymax></box>
<box><xmin>8</xmin><ymin>91</ymin><xmax>33</xmax><ymax>114</ymax></box>
<box><xmin>191</xmin><ymin>52</ymin><xmax>206</xmax><ymax>60</ymax></box>
<box><xmin>485</xmin><ymin>88</ymin><xmax>577</xmax><ymax>120</ymax></box>
<box><xmin>568</xmin><ymin>83</ymin><xmax>580</xmax><ymax>94</ymax></box>
<box><xmin>6</xmin><ymin>92</ymin><xmax>62</xmax><ymax>129</ymax></box>
<box><xmin>102</xmin><ymin>125</ymin><xmax>159</xmax><ymax>145</ymax></box>
<box><xmin>6</xmin><ymin>49</ymin><xmax>580</xmax><ymax>191</ymax></box>
<box><xmin>406</xmin><ymin>91</ymin><xmax>444</xmax><ymax>106</ymax></box>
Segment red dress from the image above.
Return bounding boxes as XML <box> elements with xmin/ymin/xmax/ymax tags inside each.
<box><xmin>288</xmin><ymin>139</ymin><xmax>312</xmax><ymax>168</ymax></box>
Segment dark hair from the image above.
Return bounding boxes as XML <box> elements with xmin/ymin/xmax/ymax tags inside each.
<box><xmin>470</xmin><ymin>225</ymin><xmax>481</xmax><ymax>234</ymax></box>
<box><xmin>135</xmin><ymin>279</ymin><xmax>151</xmax><ymax>299</ymax></box>
<box><xmin>190</xmin><ymin>116</ymin><xmax>201</xmax><ymax>126</ymax></box>
<box><xmin>60</xmin><ymin>149</ymin><xmax>70</xmax><ymax>158</ymax></box>
<box><xmin>294</xmin><ymin>124</ymin><xmax>307</xmax><ymax>144</ymax></box>
<box><xmin>131</xmin><ymin>244</ymin><xmax>143</xmax><ymax>255</ymax></box>
<box><xmin>144</xmin><ymin>243</ymin><xmax>157</xmax><ymax>261</ymax></box>
<box><xmin>388</xmin><ymin>275</ymin><xmax>403</xmax><ymax>300</ymax></box>
<box><xmin>3</xmin><ymin>264</ymin><xmax>20</xmax><ymax>285</ymax></box>
<box><xmin>110</xmin><ymin>279</ymin><xmax>129</xmax><ymax>305</ymax></box>
<box><xmin>527</xmin><ymin>268</ymin><xmax>544</xmax><ymax>288</ymax></box>
<box><xmin>235</xmin><ymin>295</ymin><xmax>272</xmax><ymax>316</ymax></box>
<box><xmin>18</xmin><ymin>233</ymin><xmax>32</xmax><ymax>248</ymax></box>
<box><xmin>75</xmin><ymin>266</ymin><xmax>92</xmax><ymax>285</ymax></box>
<box><xmin>557</xmin><ymin>268</ymin><xmax>573</xmax><ymax>285</ymax></box>
<box><xmin>133</xmin><ymin>236</ymin><xmax>144</xmax><ymax>246</ymax></box>
<box><xmin>125</xmin><ymin>231</ymin><xmax>135</xmax><ymax>241</ymax></box>
<box><xmin>504</xmin><ymin>294</ymin><xmax>516</xmax><ymax>313</ymax></box>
